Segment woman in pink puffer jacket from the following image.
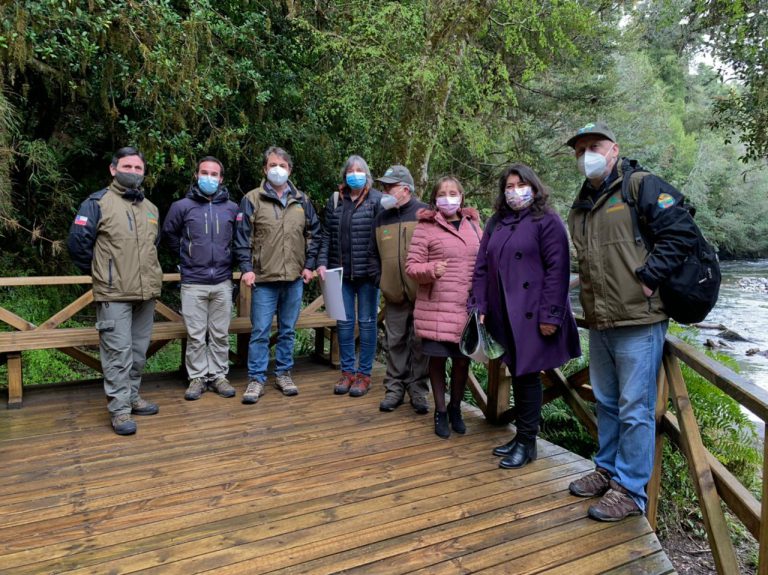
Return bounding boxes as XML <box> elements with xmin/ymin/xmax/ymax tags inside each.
<box><xmin>406</xmin><ymin>176</ymin><xmax>482</xmax><ymax>439</ymax></box>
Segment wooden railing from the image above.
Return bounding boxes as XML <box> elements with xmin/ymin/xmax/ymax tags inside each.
<box><xmin>0</xmin><ymin>274</ymin><xmax>338</xmax><ymax>407</ymax></box>
<box><xmin>469</xmin><ymin>313</ymin><xmax>768</xmax><ymax>575</ymax></box>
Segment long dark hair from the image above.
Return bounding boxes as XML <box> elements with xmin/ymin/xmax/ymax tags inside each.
<box><xmin>494</xmin><ymin>163</ymin><xmax>551</xmax><ymax>219</ymax></box>
<box><xmin>429</xmin><ymin>175</ymin><xmax>465</xmax><ymax>208</ymax></box>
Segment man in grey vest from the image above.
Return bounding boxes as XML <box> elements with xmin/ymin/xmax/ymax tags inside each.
<box><xmin>68</xmin><ymin>147</ymin><xmax>163</xmax><ymax>435</ymax></box>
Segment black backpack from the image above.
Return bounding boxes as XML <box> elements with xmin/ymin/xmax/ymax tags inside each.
<box><xmin>621</xmin><ymin>162</ymin><xmax>721</xmax><ymax>324</ymax></box>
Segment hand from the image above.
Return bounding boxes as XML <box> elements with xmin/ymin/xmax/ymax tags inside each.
<box><xmin>434</xmin><ymin>260</ymin><xmax>448</xmax><ymax>278</ymax></box>
<box><xmin>539</xmin><ymin>323</ymin><xmax>557</xmax><ymax>336</ymax></box>
<box><xmin>479</xmin><ymin>314</ymin><xmax>485</xmax><ymax>325</ymax></box>
<box><xmin>317</xmin><ymin>265</ymin><xmax>327</xmax><ymax>280</ymax></box>
<box><xmin>241</xmin><ymin>271</ymin><xmax>256</xmax><ymax>287</ymax></box>
<box><xmin>641</xmin><ymin>283</ymin><xmax>654</xmax><ymax>298</ymax></box>
<box><xmin>301</xmin><ymin>268</ymin><xmax>314</xmax><ymax>284</ymax></box>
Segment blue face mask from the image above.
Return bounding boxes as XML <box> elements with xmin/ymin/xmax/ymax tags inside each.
<box><xmin>345</xmin><ymin>171</ymin><xmax>367</xmax><ymax>190</ymax></box>
<box><xmin>198</xmin><ymin>176</ymin><xmax>219</xmax><ymax>195</ymax></box>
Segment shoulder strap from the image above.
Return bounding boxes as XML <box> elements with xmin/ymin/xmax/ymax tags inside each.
<box><xmin>619</xmin><ymin>160</ymin><xmax>651</xmax><ymax>250</ymax></box>
<box><xmin>468</xmin><ymin>219</ymin><xmax>481</xmax><ymax>241</ymax></box>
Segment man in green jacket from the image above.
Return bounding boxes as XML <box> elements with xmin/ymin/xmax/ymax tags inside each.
<box><xmin>369</xmin><ymin>165</ymin><xmax>430</xmax><ymax>414</ymax></box>
<box><xmin>67</xmin><ymin>146</ymin><xmax>163</xmax><ymax>435</ymax></box>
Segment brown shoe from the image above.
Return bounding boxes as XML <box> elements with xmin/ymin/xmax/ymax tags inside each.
<box><xmin>569</xmin><ymin>467</ymin><xmax>611</xmax><ymax>498</ymax></box>
<box><xmin>349</xmin><ymin>374</ymin><xmax>371</xmax><ymax>397</ymax></box>
<box><xmin>587</xmin><ymin>480</ymin><xmax>643</xmax><ymax>522</ymax></box>
<box><xmin>334</xmin><ymin>372</ymin><xmax>355</xmax><ymax>395</ymax></box>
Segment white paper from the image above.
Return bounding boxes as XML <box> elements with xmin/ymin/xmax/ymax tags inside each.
<box><xmin>320</xmin><ymin>267</ymin><xmax>346</xmax><ymax>321</ymax></box>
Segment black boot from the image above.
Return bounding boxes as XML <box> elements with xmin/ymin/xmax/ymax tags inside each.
<box><xmin>447</xmin><ymin>403</ymin><xmax>466</xmax><ymax>434</ymax></box>
<box><xmin>492</xmin><ymin>438</ymin><xmax>518</xmax><ymax>457</ymax></box>
<box><xmin>434</xmin><ymin>411</ymin><xmax>450</xmax><ymax>439</ymax></box>
<box><xmin>499</xmin><ymin>440</ymin><xmax>537</xmax><ymax>469</ymax></box>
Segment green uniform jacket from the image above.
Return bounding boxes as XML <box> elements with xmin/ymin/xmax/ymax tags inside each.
<box><xmin>67</xmin><ymin>182</ymin><xmax>162</xmax><ymax>302</ymax></box>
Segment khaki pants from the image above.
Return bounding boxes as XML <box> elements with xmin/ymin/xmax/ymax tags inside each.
<box><xmin>382</xmin><ymin>298</ymin><xmax>429</xmax><ymax>401</ymax></box>
<box><xmin>96</xmin><ymin>300</ymin><xmax>155</xmax><ymax>416</ymax></box>
<box><xmin>181</xmin><ymin>281</ymin><xmax>233</xmax><ymax>380</ymax></box>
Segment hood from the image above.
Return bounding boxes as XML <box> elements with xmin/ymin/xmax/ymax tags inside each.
<box><xmin>186</xmin><ymin>184</ymin><xmax>231</xmax><ymax>203</ymax></box>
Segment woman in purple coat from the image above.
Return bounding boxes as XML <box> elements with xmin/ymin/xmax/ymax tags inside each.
<box><xmin>471</xmin><ymin>164</ymin><xmax>581</xmax><ymax>469</ymax></box>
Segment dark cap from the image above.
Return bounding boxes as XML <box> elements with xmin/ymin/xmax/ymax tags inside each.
<box><xmin>566</xmin><ymin>121</ymin><xmax>617</xmax><ymax>148</ymax></box>
<box><xmin>375</xmin><ymin>164</ymin><xmax>414</xmax><ymax>187</ymax></box>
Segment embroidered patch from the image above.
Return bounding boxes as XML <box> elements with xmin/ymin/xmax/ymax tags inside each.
<box><xmin>236</xmin><ymin>212</ymin><xmax>244</xmax><ymax>221</ymax></box>
<box><xmin>146</xmin><ymin>211</ymin><xmax>158</xmax><ymax>225</ymax></box>
<box><xmin>657</xmin><ymin>193</ymin><xmax>675</xmax><ymax>209</ymax></box>
<box><xmin>74</xmin><ymin>215</ymin><xmax>88</xmax><ymax>226</ymax></box>
<box><xmin>607</xmin><ymin>204</ymin><xmax>626</xmax><ymax>213</ymax></box>
<box><xmin>608</xmin><ymin>196</ymin><xmax>620</xmax><ymax>205</ymax></box>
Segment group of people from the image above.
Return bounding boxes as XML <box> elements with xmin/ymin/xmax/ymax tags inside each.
<box><xmin>67</xmin><ymin>121</ymin><xmax>700</xmax><ymax>523</ymax></box>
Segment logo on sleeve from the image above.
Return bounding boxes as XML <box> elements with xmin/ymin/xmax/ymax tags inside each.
<box><xmin>74</xmin><ymin>215</ymin><xmax>88</xmax><ymax>226</ymax></box>
<box><xmin>657</xmin><ymin>193</ymin><xmax>675</xmax><ymax>209</ymax></box>
<box><xmin>146</xmin><ymin>211</ymin><xmax>158</xmax><ymax>225</ymax></box>
<box><xmin>236</xmin><ymin>212</ymin><xmax>244</xmax><ymax>222</ymax></box>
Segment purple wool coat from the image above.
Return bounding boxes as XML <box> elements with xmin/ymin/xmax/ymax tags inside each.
<box><xmin>470</xmin><ymin>208</ymin><xmax>581</xmax><ymax>376</ymax></box>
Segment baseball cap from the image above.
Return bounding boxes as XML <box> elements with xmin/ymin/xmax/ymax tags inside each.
<box><xmin>566</xmin><ymin>121</ymin><xmax>617</xmax><ymax>148</ymax></box>
<box><xmin>375</xmin><ymin>165</ymin><xmax>414</xmax><ymax>187</ymax></box>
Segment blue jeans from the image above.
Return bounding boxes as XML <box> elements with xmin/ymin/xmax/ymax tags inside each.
<box><xmin>248</xmin><ymin>279</ymin><xmax>303</xmax><ymax>381</ymax></box>
<box><xmin>338</xmin><ymin>279</ymin><xmax>379</xmax><ymax>376</ymax></box>
<box><xmin>589</xmin><ymin>320</ymin><xmax>668</xmax><ymax>512</ymax></box>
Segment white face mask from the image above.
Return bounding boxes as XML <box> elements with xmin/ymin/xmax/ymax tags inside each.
<box><xmin>380</xmin><ymin>194</ymin><xmax>398</xmax><ymax>210</ymax></box>
<box><xmin>578</xmin><ymin>150</ymin><xmax>609</xmax><ymax>179</ymax></box>
<box><xmin>266</xmin><ymin>166</ymin><xmax>289</xmax><ymax>187</ymax></box>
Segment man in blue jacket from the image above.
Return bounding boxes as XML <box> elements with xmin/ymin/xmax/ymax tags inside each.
<box><xmin>163</xmin><ymin>156</ymin><xmax>239</xmax><ymax>400</ymax></box>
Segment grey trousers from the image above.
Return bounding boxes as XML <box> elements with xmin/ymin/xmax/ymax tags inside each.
<box><xmin>181</xmin><ymin>281</ymin><xmax>232</xmax><ymax>380</ymax></box>
<box><xmin>96</xmin><ymin>300</ymin><xmax>155</xmax><ymax>416</ymax></box>
<box><xmin>382</xmin><ymin>298</ymin><xmax>430</xmax><ymax>400</ymax></box>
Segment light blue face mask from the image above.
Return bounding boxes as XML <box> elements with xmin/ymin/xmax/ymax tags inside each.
<box><xmin>345</xmin><ymin>172</ymin><xmax>367</xmax><ymax>190</ymax></box>
<box><xmin>197</xmin><ymin>176</ymin><xmax>220</xmax><ymax>195</ymax></box>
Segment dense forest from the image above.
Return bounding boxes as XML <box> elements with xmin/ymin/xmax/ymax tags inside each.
<box><xmin>0</xmin><ymin>0</ymin><xmax>766</xmax><ymax>274</ymax></box>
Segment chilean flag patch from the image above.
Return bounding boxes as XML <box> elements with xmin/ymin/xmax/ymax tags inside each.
<box><xmin>74</xmin><ymin>215</ymin><xmax>88</xmax><ymax>226</ymax></box>
<box><xmin>236</xmin><ymin>213</ymin><xmax>244</xmax><ymax>221</ymax></box>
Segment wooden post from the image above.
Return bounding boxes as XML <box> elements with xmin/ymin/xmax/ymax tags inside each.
<box><xmin>6</xmin><ymin>352</ymin><xmax>22</xmax><ymax>408</ymax></box>
<box><xmin>759</xmin><ymin>422</ymin><xmax>768</xmax><ymax>575</ymax></box>
<box><xmin>236</xmin><ymin>279</ymin><xmax>250</xmax><ymax>367</ymax></box>
<box><xmin>647</xmin><ymin>363</ymin><xmax>669</xmax><ymax>530</ymax></box>
<box><xmin>485</xmin><ymin>358</ymin><xmax>509</xmax><ymax>424</ymax></box>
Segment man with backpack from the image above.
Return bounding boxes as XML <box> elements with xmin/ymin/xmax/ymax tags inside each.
<box><xmin>565</xmin><ymin>122</ymin><xmax>700</xmax><ymax>521</ymax></box>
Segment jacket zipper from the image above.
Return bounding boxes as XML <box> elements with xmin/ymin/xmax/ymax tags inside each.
<box><xmin>208</xmin><ymin>205</ymin><xmax>214</xmax><ymax>281</ymax></box>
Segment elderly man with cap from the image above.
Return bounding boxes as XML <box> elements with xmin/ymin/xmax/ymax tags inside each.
<box><xmin>565</xmin><ymin>122</ymin><xmax>698</xmax><ymax>521</ymax></box>
<box><xmin>369</xmin><ymin>165</ymin><xmax>430</xmax><ymax>414</ymax></box>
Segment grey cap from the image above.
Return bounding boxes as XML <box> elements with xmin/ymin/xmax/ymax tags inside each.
<box><xmin>375</xmin><ymin>164</ymin><xmax>414</xmax><ymax>187</ymax></box>
<box><xmin>566</xmin><ymin>121</ymin><xmax>617</xmax><ymax>148</ymax></box>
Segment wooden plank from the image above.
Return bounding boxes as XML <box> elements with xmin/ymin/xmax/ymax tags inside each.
<box><xmin>647</xmin><ymin>362</ymin><xmax>669</xmax><ymax>529</ymax></box>
<box><xmin>0</xmin><ymin>306</ymin><xmax>36</xmax><ymax>331</ymax></box>
<box><xmin>37</xmin><ymin>290</ymin><xmax>93</xmax><ymax>330</ymax></box>
<box><xmin>547</xmin><ymin>366</ymin><xmax>597</xmax><ymax>439</ymax></box>
<box><xmin>664</xmin><ymin>352</ymin><xmax>739</xmax><ymax>574</ymax></box>
<box><xmin>466</xmin><ymin>370</ymin><xmax>488</xmax><ymax>414</ymax></box>
<box><xmin>760</xmin><ymin>421</ymin><xmax>768</xmax><ymax>575</ymax></box>
<box><xmin>6</xmin><ymin>353</ymin><xmax>22</xmax><ymax>408</ymax></box>
<box><xmin>485</xmin><ymin>358</ymin><xmax>509</xmax><ymax>424</ymax></box>
<box><xmin>155</xmin><ymin>301</ymin><xmax>183</xmax><ymax>322</ymax></box>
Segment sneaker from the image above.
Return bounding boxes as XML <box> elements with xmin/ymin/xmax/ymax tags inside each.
<box><xmin>334</xmin><ymin>372</ymin><xmax>355</xmax><ymax>395</ymax></box>
<box><xmin>569</xmin><ymin>467</ymin><xmax>611</xmax><ymax>498</ymax></box>
<box><xmin>410</xmin><ymin>396</ymin><xmax>429</xmax><ymax>415</ymax></box>
<box><xmin>208</xmin><ymin>376</ymin><xmax>236</xmax><ymax>398</ymax></box>
<box><xmin>275</xmin><ymin>372</ymin><xmax>299</xmax><ymax>396</ymax></box>
<box><xmin>349</xmin><ymin>374</ymin><xmax>371</xmax><ymax>397</ymax></box>
<box><xmin>379</xmin><ymin>393</ymin><xmax>404</xmax><ymax>412</ymax></box>
<box><xmin>242</xmin><ymin>380</ymin><xmax>265</xmax><ymax>404</ymax></box>
<box><xmin>587</xmin><ymin>480</ymin><xmax>643</xmax><ymax>522</ymax></box>
<box><xmin>185</xmin><ymin>378</ymin><xmax>207</xmax><ymax>401</ymax></box>
<box><xmin>111</xmin><ymin>413</ymin><xmax>137</xmax><ymax>435</ymax></box>
<box><xmin>131</xmin><ymin>397</ymin><xmax>159</xmax><ymax>415</ymax></box>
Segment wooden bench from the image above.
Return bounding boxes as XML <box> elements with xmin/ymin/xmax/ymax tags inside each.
<box><xmin>0</xmin><ymin>274</ymin><xmax>338</xmax><ymax>408</ymax></box>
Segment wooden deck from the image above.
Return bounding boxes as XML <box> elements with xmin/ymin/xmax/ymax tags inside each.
<box><xmin>0</xmin><ymin>360</ymin><xmax>675</xmax><ymax>574</ymax></box>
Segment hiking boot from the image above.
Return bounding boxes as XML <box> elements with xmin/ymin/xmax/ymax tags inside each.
<box><xmin>242</xmin><ymin>380</ymin><xmax>265</xmax><ymax>404</ymax></box>
<box><xmin>334</xmin><ymin>372</ymin><xmax>355</xmax><ymax>395</ymax></box>
<box><xmin>569</xmin><ymin>467</ymin><xmax>611</xmax><ymax>498</ymax></box>
<box><xmin>447</xmin><ymin>403</ymin><xmax>466</xmax><ymax>434</ymax></box>
<box><xmin>111</xmin><ymin>413</ymin><xmax>137</xmax><ymax>435</ymax></box>
<box><xmin>379</xmin><ymin>393</ymin><xmax>404</xmax><ymax>412</ymax></box>
<box><xmin>349</xmin><ymin>374</ymin><xmax>371</xmax><ymax>397</ymax></box>
<box><xmin>410</xmin><ymin>396</ymin><xmax>429</xmax><ymax>415</ymax></box>
<box><xmin>434</xmin><ymin>411</ymin><xmax>450</xmax><ymax>439</ymax></box>
<box><xmin>185</xmin><ymin>378</ymin><xmax>207</xmax><ymax>401</ymax></box>
<box><xmin>275</xmin><ymin>372</ymin><xmax>299</xmax><ymax>396</ymax></box>
<box><xmin>587</xmin><ymin>480</ymin><xmax>643</xmax><ymax>522</ymax></box>
<box><xmin>208</xmin><ymin>376</ymin><xmax>236</xmax><ymax>398</ymax></box>
<box><xmin>131</xmin><ymin>397</ymin><xmax>159</xmax><ymax>415</ymax></box>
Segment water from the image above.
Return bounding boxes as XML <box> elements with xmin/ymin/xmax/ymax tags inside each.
<box><xmin>693</xmin><ymin>259</ymin><xmax>768</xmax><ymax>389</ymax></box>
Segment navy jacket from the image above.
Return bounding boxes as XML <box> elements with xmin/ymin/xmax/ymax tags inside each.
<box><xmin>163</xmin><ymin>185</ymin><xmax>239</xmax><ymax>285</ymax></box>
<box><xmin>317</xmin><ymin>186</ymin><xmax>382</xmax><ymax>281</ymax></box>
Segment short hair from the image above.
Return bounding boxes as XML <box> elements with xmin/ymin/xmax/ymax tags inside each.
<box><xmin>111</xmin><ymin>146</ymin><xmax>145</xmax><ymax>169</ymax></box>
<box><xmin>494</xmin><ymin>163</ymin><xmax>551</xmax><ymax>219</ymax></box>
<box><xmin>196</xmin><ymin>156</ymin><xmax>224</xmax><ymax>176</ymax></box>
<box><xmin>262</xmin><ymin>146</ymin><xmax>293</xmax><ymax>170</ymax></box>
<box><xmin>339</xmin><ymin>155</ymin><xmax>372</xmax><ymax>188</ymax></box>
<box><xmin>429</xmin><ymin>176</ymin><xmax>465</xmax><ymax>208</ymax></box>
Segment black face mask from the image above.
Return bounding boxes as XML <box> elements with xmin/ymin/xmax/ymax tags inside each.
<box><xmin>114</xmin><ymin>171</ymin><xmax>144</xmax><ymax>190</ymax></box>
